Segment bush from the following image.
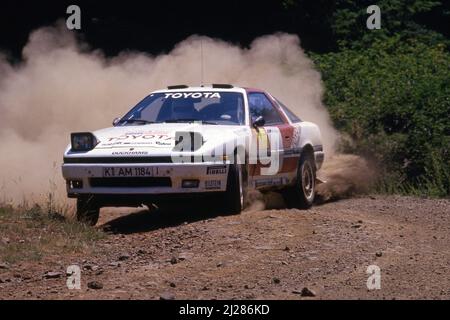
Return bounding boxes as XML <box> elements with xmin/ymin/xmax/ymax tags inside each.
<box><xmin>311</xmin><ymin>37</ymin><xmax>450</xmax><ymax>196</ymax></box>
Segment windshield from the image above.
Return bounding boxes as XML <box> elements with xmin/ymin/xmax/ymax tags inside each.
<box><xmin>118</xmin><ymin>91</ymin><xmax>245</xmax><ymax>126</ymax></box>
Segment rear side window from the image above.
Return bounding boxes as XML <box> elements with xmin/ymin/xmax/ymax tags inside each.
<box><xmin>275</xmin><ymin>98</ymin><xmax>302</xmax><ymax>123</ymax></box>
<box><xmin>248</xmin><ymin>92</ymin><xmax>284</xmax><ymax>125</ymax></box>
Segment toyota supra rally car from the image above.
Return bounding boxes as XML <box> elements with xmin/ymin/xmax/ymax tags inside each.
<box><xmin>62</xmin><ymin>84</ymin><xmax>324</xmax><ymax>225</ymax></box>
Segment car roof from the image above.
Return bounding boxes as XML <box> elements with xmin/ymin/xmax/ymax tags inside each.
<box><xmin>242</xmin><ymin>87</ymin><xmax>266</xmax><ymax>93</ymax></box>
<box><xmin>151</xmin><ymin>85</ymin><xmax>264</xmax><ymax>95</ymax></box>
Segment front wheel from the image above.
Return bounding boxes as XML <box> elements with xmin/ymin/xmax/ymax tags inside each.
<box><xmin>283</xmin><ymin>154</ymin><xmax>316</xmax><ymax>209</ymax></box>
<box><xmin>76</xmin><ymin>196</ymin><xmax>100</xmax><ymax>226</ymax></box>
<box><xmin>222</xmin><ymin>163</ymin><xmax>247</xmax><ymax>214</ymax></box>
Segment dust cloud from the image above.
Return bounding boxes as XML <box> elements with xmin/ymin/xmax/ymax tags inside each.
<box><xmin>316</xmin><ymin>154</ymin><xmax>376</xmax><ymax>202</ymax></box>
<box><xmin>0</xmin><ymin>22</ymin><xmax>343</xmax><ymax>206</ymax></box>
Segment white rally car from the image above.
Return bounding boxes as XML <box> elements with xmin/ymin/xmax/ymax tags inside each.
<box><xmin>62</xmin><ymin>84</ymin><xmax>324</xmax><ymax>225</ymax></box>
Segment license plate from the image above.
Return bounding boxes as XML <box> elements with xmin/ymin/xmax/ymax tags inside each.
<box><xmin>103</xmin><ymin>167</ymin><xmax>154</xmax><ymax>177</ymax></box>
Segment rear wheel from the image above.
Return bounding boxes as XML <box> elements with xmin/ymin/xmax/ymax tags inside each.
<box><xmin>283</xmin><ymin>153</ymin><xmax>316</xmax><ymax>209</ymax></box>
<box><xmin>223</xmin><ymin>163</ymin><xmax>247</xmax><ymax>214</ymax></box>
<box><xmin>76</xmin><ymin>196</ymin><xmax>100</xmax><ymax>226</ymax></box>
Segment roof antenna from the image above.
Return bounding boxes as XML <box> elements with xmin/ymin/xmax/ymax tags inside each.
<box><xmin>200</xmin><ymin>37</ymin><xmax>204</xmax><ymax>86</ymax></box>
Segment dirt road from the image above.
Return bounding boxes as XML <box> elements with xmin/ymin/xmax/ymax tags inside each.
<box><xmin>0</xmin><ymin>195</ymin><xmax>449</xmax><ymax>299</ymax></box>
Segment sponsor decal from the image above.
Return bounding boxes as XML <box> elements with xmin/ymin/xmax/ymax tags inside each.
<box><xmin>255</xmin><ymin>178</ymin><xmax>283</xmax><ymax>188</ymax></box>
<box><xmin>205</xmin><ymin>180</ymin><xmax>221</xmax><ymax>190</ymax></box>
<box><xmin>206</xmin><ymin>165</ymin><xmax>227</xmax><ymax>175</ymax></box>
<box><xmin>100</xmin><ymin>131</ymin><xmax>174</xmax><ymax>148</ymax></box>
<box><xmin>164</xmin><ymin>92</ymin><xmax>221</xmax><ymax>99</ymax></box>
<box><xmin>283</xmin><ymin>148</ymin><xmax>301</xmax><ymax>156</ymax></box>
<box><xmin>112</xmin><ymin>151</ymin><xmax>149</xmax><ymax>156</ymax></box>
<box><xmin>155</xmin><ymin>141</ymin><xmax>172</xmax><ymax>146</ymax></box>
<box><xmin>290</xmin><ymin>126</ymin><xmax>301</xmax><ymax>149</ymax></box>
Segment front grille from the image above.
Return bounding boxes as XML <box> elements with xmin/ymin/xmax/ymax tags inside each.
<box><xmin>63</xmin><ymin>156</ymin><xmax>205</xmax><ymax>164</ymax></box>
<box><xmin>64</xmin><ymin>156</ymin><xmax>174</xmax><ymax>164</ymax></box>
<box><xmin>89</xmin><ymin>177</ymin><xmax>172</xmax><ymax>188</ymax></box>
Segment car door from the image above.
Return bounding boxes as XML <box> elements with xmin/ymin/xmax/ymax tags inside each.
<box><xmin>247</xmin><ymin>92</ymin><xmax>293</xmax><ymax>186</ymax></box>
<box><xmin>268</xmin><ymin>95</ymin><xmax>301</xmax><ymax>176</ymax></box>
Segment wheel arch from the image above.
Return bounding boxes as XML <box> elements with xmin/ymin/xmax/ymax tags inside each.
<box><xmin>300</xmin><ymin>143</ymin><xmax>315</xmax><ymax>164</ymax></box>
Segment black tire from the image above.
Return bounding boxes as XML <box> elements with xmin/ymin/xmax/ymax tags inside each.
<box><xmin>76</xmin><ymin>196</ymin><xmax>100</xmax><ymax>226</ymax></box>
<box><xmin>283</xmin><ymin>153</ymin><xmax>316</xmax><ymax>209</ymax></box>
<box><xmin>223</xmin><ymin>163</ymin><xmax>247</xmax><ymax>214</ymax></box>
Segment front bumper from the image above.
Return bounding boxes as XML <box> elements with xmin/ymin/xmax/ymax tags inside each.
<box><xmin>62</xmin><ymin>162</ymin><xmax>229</xmax><ymax>196</ymax></box>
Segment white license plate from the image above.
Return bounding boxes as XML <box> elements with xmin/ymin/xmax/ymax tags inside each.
<box><xmin>103</xmin><ymin>167</ymin><xmax>154</xmax><ymax>177</ymax></box>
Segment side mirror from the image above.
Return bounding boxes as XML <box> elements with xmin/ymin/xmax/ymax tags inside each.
<box><xmin>252</xmin><ymin>116</ymin><xmax>265</xmax><ymax>128</ymax></box>
<box><xmin>112</xmin><ymin>117</ymin><xmax>121</xmax><ymax>126</ymax></box>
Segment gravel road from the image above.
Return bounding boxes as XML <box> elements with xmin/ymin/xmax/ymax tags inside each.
<box><xmin>0</xmin><ymin>195</ymin><xmax>449</xmax><ymax>299</ymax></box>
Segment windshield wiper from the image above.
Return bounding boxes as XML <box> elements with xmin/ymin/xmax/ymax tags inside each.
<box><xmin>119</xmin><ymin>119</ymin><xmax>156</xmax><ymax>125</ymax></box>
<box><xmin>164</xmin><ymin>119</ymin><xmax>218</xmax><ymax>125</ymax></box>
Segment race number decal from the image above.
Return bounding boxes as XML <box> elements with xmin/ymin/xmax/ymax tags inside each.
<box><xmin>250</xmin><ymin>127</ymin><xmax>281</xmax><ymax>176</ymax></box>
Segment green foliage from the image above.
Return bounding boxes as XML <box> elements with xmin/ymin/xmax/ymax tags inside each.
<box><xmin>332</xmin><ymin>0</ymin><xmax>447</xmax><ymax>48</ymax></box>
<box><xmin>312</xmin><ymin>37</ymin><xmax>450</xmax><ymax>196</ymax></box>
<box><xmin>281</xmin><ymin>0</ymin><xmax>449</xmax><ymax>50</ymax></box>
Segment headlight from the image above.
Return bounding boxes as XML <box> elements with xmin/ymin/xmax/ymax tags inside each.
<box><xmin>70</xmin><ymin>132</ymin><xmax>99</xmax><ymax>151</ymax></box>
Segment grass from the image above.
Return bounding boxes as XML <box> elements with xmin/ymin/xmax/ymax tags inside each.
<box><xmin>0</xmin><ymin>203</ymin><xmax>105</xmax><ymax>264</ymax></box>
<box><xmin>373</xmin><ymin>171</ymin><xmax>450</xmax><ymax>198</ymax></box>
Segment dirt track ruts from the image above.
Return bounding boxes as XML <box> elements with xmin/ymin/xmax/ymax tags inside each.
<box><xmin>0</xmin><ymin>195</ymin><xmax>449</xmax><ymax>299</ymax></box>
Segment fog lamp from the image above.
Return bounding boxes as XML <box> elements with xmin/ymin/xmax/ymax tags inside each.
<box><xmin>68</xmin><ymin>180</ymin><xmax>83</xmax><ymax>189</ymax></box>
<box><xmin>182</xmin><ymin>179</ymin><xmax>199</xmax><ymax>188</ymax></box>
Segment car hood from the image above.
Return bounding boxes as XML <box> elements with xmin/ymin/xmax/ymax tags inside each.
<box><xmin>65</xmin><ymin>123</ymin><xmax>249</xmax><ymax>158</ymax></box>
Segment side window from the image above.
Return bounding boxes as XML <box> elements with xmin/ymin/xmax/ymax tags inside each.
<box><xmin>248</xmin><ymin>93</ymin><xmax>284</xmax><ymax>125</ymax></box>
<box><xmin>275</xmin><ymin>98</ymin><xmax>302</xmax><ymax>123</ymax></box>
